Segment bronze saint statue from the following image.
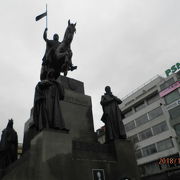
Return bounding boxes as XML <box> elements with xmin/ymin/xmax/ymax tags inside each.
<box><xmin>40</xmin><ymin>20</ymin><xmax>77</xmax><ymax>80</ymax></box>
<box><xmin>40</xmin><ymin>28</ymin><xmax>61</xmax><ymax>80</ymax></box>
<box><xmin>34</xmin><ymin>69</ymin><xmax>67</xmax><ymax>131</ymax></box>
<box><xmin>100</xmin><ymin>86</ymin><xmax>126</xmax><ymax>143</ymax></box>
<box><xmin>0</xmin><ymin>119</ymin><xmax>18</xmax><ymax>169</ymax></box>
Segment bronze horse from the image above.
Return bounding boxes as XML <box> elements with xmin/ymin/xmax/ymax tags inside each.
<box><xmin>55</xmin><ymin>20</ymin><xmax>77</xmax><ymax>77</ymax></box>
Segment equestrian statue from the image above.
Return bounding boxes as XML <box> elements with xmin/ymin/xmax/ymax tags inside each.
<box><xmin>40</xmin><ymin>20</ymin><xmax>77</xmax><ymax>80</ymax></box>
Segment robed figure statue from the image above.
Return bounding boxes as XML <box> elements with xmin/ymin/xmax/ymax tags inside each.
<box><xmin>100</xmin><ymin>86</ymin><xmax>126</xmax><ymax>143</ymax></box>
<box><xmin>33</xmin><ymin>69</ymin><xmax>67</xmax><ymax>131</ymax></box>
<box><xmin>0</xmin><ymin>119</ymin><xmax>18</xmax><ymax>169</ymax></box>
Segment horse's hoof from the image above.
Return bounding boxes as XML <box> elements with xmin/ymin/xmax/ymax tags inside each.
<box><xmin>71</xmin><ymin>66</ymin><xmax>77</xmax><ymax>71</ymax></box>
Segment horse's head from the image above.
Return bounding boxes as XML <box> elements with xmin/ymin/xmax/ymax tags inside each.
<box><xmin>63</xmin><ymin>20</ymin><xmax>76</xmax><ymax>45</ymax></box>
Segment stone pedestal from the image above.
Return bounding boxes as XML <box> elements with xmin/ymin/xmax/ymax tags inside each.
<box><xmin>113</xmin><ymin>139</ymin><xmax>140</xmax><ymax>179</ymax></box>
<box><xmin>23</xmin><ymin>76</ymin><xmax>96</xmax><ymax>152</ymax></box>
<box><xmin>0</xmin><ymin>170</ymin><xmax>5</xmax><ymax>180</ymax></box>
<box><xmin>29</xmin><ymin>130</ymin><xmax>72</xmax><ymax>180</ymax></box>
<box><xmin>2</xmin><ymin>76</ymin><xmax>140</xmax><ymax>180</ymax></box>
<box><xmin>2</xmin><ymin>131</ymin><xmax>140</xmax><ymax>180</ymax></box>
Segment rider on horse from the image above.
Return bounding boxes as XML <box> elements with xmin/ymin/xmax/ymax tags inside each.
<box><xmin>40</xmin><ymin>20</ymin><xmax>77</xmax><ymax>80</ymax></box>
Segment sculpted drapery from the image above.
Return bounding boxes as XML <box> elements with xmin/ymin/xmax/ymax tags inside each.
<box><xmin>33</xmin><ymin>71</ymin><xmax>66</xmax><ymax>131</ymax></box>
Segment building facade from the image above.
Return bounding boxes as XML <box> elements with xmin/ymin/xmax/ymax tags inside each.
<box><xmin>97</xmin><ymin>71</ymin><xmax>180</xmax><ymax>178</ymax></box>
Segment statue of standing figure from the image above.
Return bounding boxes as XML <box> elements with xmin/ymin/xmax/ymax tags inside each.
<box><xmin>33</xmin><ymin>69</ymin><xmax>67</xmax><ymax>131</ymax></box>
<box><xmin>0</xmin><ymin>119</ymin><xmax>18</xmax><ymax>169</ymax></box>
<box><xmin>100</xmin><ymin>86</ymin><xmax>126</xmax><ymax>143</ymax></box>
<box><xmin>40</xmin><ymin>20</ymin><xmax>77</xmax><ymax>80</ymax></box>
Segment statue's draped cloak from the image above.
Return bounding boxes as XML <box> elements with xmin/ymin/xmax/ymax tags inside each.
<box><xmin>101</xmin><ymin>94</ymin><xmax>126</xmax><ymax>142</ymax></box>
<box><xmin>33</xmin><ymin>80</ymin><xmax>65</xmax><ymax>130</ymax></box>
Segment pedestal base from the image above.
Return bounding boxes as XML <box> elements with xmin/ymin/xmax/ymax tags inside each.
<box><xmin>2</xmin><ymin>131</ymin><xmax>140</xmax><ymax>180</ymax></box>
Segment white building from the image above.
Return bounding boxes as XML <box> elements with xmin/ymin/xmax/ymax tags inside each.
<box><xmin>120</xmin><ymin>70</ymin><xmax>180</xmax><ymax>176</ymax></box>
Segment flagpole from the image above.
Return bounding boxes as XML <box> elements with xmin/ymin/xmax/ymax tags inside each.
<box><xmin>46</xmin><ymin>4</ymin><xmax>48</xmax><ymax>29</ymax></box>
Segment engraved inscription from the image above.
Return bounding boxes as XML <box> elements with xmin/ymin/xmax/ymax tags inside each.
<box><xmin>73</xmin><ymin>141</ymin><xmax>114</xmax><ymax>154</ymax></box>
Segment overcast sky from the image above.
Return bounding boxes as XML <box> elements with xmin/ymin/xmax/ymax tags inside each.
<box><xmin>0</xmin><ymin>0</ymin><xmax>180</xmax><ymax>142</ymax></box>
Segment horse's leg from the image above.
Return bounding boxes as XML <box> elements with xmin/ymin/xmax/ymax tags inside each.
<box><xmin>64</xmin><ymin>71</ymin><xmax>67</xmax><ymax>76</ymax></box>
<box><xmin>61</xmin><ymin>59</ymin><xmax>68</xmax><ymax>77</ymax></box>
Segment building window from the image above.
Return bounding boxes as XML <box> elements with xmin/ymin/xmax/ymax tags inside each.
<box><xmin>164</xmin><ymin>90</ymin><xmax>180</xmax><ymax>105</ymax></box>
<box><xmin>147</xmin><ymin>93</ymin><xmax>160</xmax><ymax>105</ymax></box>
<box><xmin>135</xmin><ymin>150</ymin><xmax>142</xmax><ymax>159</ymax></box>
<box><xmin>148</xmin><ymin>107</ymin><xmax>163</xmax><ymax>120</ymax></box>
<box><xmin>160</xmin><ymin>78</ymin><xmax>175</xmax><ymax>91</ymax></box>
<box><xmin>140</xmin><ymin>162</ymin><xmax>161</xmax><ymax>176</ymax></box>
<box><xmin>142</xmin><ymin>144</ymin><xmax>157</xmax><ymax>157</ymax></box>
<box><xmin>174</xmin><ymin>124</ymin><xmax>180</xmax><ymax>136</ymax></box>
<box><xmin>125</xmin><ymin>121</ymin><xmax>135</xmax><ymax>132</ymax></box>
<box><xmin>169</xmin><ymin>105</ymin><xmax>180</xmax><ymax>120</ymax></box>
<box><xmin>139</xmin><ymin>128</ymin><xmax>153</xmax><ymax>141</ymax></box>
<box><xmin>130</xmin><ymin>134</ymin><xmax>139</xmax><ymax>143</ymax></box>
<box><xmin>135</xmin><ymin>114</ymin><xmax>148</xmax><ymax>126</ymax></box>
<box><xmin>157</xmin><ymin>138</ymin><xmax>174</xmax><ymax>152</ymax></box>
<box><xmin>135</xmin><ymin>101</ymin><xmax>145</xmax><ymax>112</ymax></box>
<box><xmin>152</xmin><ymin>121</ymin><xmax>168</xmax><ymax>135</ymax></box>
<box><xmin>124</xmin><ymin>109</ymin><xmax>133</xmax><ymax>118</ymax></box>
